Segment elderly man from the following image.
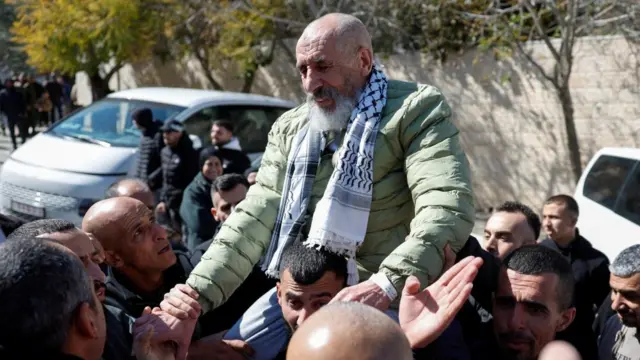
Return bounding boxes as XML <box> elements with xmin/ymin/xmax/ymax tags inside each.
<box><xmin>598</xmin><ymin>244</ymin><xmax>640</xmax><ymax>360</ymax></box>
<box><xmin>160</xmin><ymin>13</ymin><xmax>473</xmax><ymax>356</ymax></box>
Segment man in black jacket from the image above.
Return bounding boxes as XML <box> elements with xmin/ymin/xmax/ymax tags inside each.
<box><xmin>0</xmin><ymin>78</ymin><xmax>27</xmax><ymax>150</ymax></box>
<box><xmin>541</xmin><ymin>194</ymin><xmax>610</xmax><ymax>360</ymax></box>
<box><xmin>131</xmin><ymin>108</ymin><xmax>164</xmax><ymax>191</ymax></box>
<box><xmin>156</xmin><ymin>120</ymin><xmax>199</xmax><ymax>232</ymax></box>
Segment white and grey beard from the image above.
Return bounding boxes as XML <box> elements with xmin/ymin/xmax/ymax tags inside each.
<box><xmin>307</xmin><ymin>89</ymin><xmax>357</xmax><ymax>132</ymax></box>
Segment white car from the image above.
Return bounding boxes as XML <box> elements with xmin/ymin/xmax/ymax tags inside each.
<box><xmin>574</xmin><ymin>147</ymin><xmax>640</xmax><ymax>261</ymax></box>
<box><xmin>0</xmin><ymin>87</ymin><xmax>295</xmax><ymax>225</ymax></box>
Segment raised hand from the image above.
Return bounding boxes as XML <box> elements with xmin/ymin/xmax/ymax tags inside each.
<box><xmin>399</xmin><ymin>256</ymin><xmax>483</xmax><ymax>349</ymax></box>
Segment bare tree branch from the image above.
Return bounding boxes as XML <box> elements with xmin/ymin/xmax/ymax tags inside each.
<box><xmin>521</xmin><ymin>0</ymin><xmax>562</xmax><ymax>64</ymax></box>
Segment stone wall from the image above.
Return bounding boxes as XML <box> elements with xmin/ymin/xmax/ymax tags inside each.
<box><xmin>82</xmin><ymin>35</ymin><xmax>640</xmax><ymax>211</ymax></box>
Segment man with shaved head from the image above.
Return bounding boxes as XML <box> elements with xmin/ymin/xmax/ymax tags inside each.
<box><xmin>156</xmin><ymin>13</ymin><xmax>473</xmax><ymax>357</ymax></box>
<box><xmin>287</xmin><ymin>302</ymin><xmax>413</xmax><ymax>360</ymax></box>
<box><xmin>82</xmin><ymin>197</ymin><xmax>192</xmax><ymax>320</ymax></box>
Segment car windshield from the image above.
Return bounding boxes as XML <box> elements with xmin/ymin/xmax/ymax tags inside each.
<box><xmin>48</xmin><ymin>98</ymin><xmax>186</xmax><ymax>148</ymax></box>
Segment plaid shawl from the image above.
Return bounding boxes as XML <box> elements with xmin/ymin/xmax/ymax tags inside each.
<box><xmin>262</xmin><ymin>65</ymin><xmax>388</xmax><ymax>285</ymax></box>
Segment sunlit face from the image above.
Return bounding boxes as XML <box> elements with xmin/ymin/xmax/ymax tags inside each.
<box><xmin>295</xmin><ymin>31</ymin><xmax>370</xmax><ymax>131</ymax></box>
<box><xmin>211</xmin><ymin>184</ymin><xmax>248</xmax><ymax>223</ymax></box>
<box><xmin>202</xmin><ymin>156</ymin><xmax>223</xmax><ymax>181</ymax></box>
<box><xmin>277</xmin><ymin>269</ymin><xmax>345</xmax><ymax>332</ymax></box>
<box><xmin>484</xmin><ymin>212</ymin><xmax>536</xmax><ymax>260</ymax></box>
<box><xmin>40</xmin><ymin>229</ymin><xmax>107</xmax><ymax>302</ymax></box>
<box><xmin>492</xmin><ymin>269</ymin><xmax>575</xmax><ymax>360</ymax></box>
<box><xmin>542</xmin><ymin>203</ymin><xmax>576</xmax><ymax>243</ymax></box>
<box><xmin>610</xmin><ymin>272</ymin><xmax>640</xmax><ymax>328</ymax></box>
<box><xmin>110</xmin><ymin>202</ymin><xmax>176</xmax><ymax>273</ymax></box>
<box><xmin>211</xmin><ymin>124</ymin><xmax>233</xmax><ymax>146</ymax></box>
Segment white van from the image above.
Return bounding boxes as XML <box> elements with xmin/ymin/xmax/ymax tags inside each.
<box><xmin>574</xmin><ymin>147</ymin><xmax>640</xmax><ymax>261</ymax></box>
<box><xmin>0</xmin><ymin>87</ymin><xmax>295</xmax><ymax>225</ymax></box>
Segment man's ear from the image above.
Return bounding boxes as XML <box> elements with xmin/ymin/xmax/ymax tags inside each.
<box><xmin>104</xmin><ymin>250</ymin><xmax>123</xmax><ymax>268</ymax></box>
<box><xmin>556</xmin><ymin>307</ymin><xmax>576</xmax><ymax>332</ymax></box>
<box><xmin>276</xmin><ymin>282</ymin><xmax>282</xmax><ymax>306</ymax></box>
<box><xmin>74</xmin><ymin>302</ymin><xmax>100</xmax><ymax>339</ymax></box>
<box><xmin>358</xmin><ymin>47</ymin><xmax>373</xmax><ymax>76</ymax></box>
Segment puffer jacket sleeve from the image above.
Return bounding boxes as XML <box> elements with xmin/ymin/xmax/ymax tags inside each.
<box><xmin>379</xmin><ymin>85</ymin><xmax>474</xmax><ymax>291</ymax></box>
<box><xmin>186</xmin><ymin>110</ymin><xmax>294</xmax><ymax>313</ymax></box>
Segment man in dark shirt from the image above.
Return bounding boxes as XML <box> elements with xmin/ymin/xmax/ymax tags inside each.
<box><xmin>83</xmin><ymin>197</ymin><xmax>192</xmax><ymax>319</ymax></box>
<box><xmin>540</xmin><ymin>194</ymin><xmax>610</xmax><ymax>360</ymax></box>
<box><xmin>82</xmin><ymin>197</ymin><xmax>193</xmax><ymax>359</ymax></box>
<box><xmin>156</xmin><ymin>120</ymin><xmax>199</xmax><ymax>233</ymax></box>
<box><xmin>0</xmin><ymin>78</ymin><xmax>27</xmax><ymax>150</ymax></box>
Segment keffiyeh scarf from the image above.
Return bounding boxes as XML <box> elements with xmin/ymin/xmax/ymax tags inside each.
<box><xmin>262</xmin><ymin>65</ymin><xmax>388</xmax><ymax>285</ymax></box>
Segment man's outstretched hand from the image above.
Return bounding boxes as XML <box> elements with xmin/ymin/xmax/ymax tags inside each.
<box><xmin>399</xmin><ymin>256</ymin><xmax>483</xmax><ymax>349</ymax></box>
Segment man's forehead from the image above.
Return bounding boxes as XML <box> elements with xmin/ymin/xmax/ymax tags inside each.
<box><xmin>486</xmin><ymin>212</ymin><xmax>526</xmax><ymax>231</ymax></box>
<box><xmin>543</xmin><ymin>202</ymin><xmax>567</xmax><ymax>214</ymax></box>
<box><xmin>281</xmin><ymin>269</ymin><xmax>344</xmax><ymax>295</ymax></box>
<box><xmin>610</xmin><ymin>273</ymin><xmax>640</xmax><ymax>292</ymax></box>
<box><xmin>296</xmin><ymin>35</ymin><xmax>338</xmax><ymax>63</ymax></box>
<box><xmin>38</xmin><ymin>229</ymin><xmax>93</xmax><ymax>256</ymax></box>
<box><xmin>498</xmin><ymin>269</ymin><xmax>559</xmax><ymax>300</ymax></box>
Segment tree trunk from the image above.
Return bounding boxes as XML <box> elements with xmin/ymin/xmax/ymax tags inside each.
<box><xmin>241</xmin><ymin>68</ymin><xmax>256</xmax><ymax>93</ymax></box>
<box><xmin>89</xmin><ymin>73</ymin><xmax>110</xmax><ymax>101</ymax></box>
<box><xmin>556</xmin><ymin>84</ymin><xmax>582</xmax><ymax>183</ymax></box>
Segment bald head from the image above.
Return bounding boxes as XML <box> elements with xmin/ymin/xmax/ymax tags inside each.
<box><xmin>299</xmin><ymin>13</ymin><xmax>372</xmax><ymax>59</ymax></box>
<box><xmin>82</xmin><ymin>197</ymin><xmax>174</xmax><ymax>273</ymax></box>
<box><xmin>105</xmin><ymin>178</ymin><xmax>154</xmax><ymax>209</ymax></box>
<box><xmin>82</xmin><ymin>197</ymin><xmax>148</xmax><ymax>250</ymax></box>
<box><xmin>287</xmin><ymin>302</ymin><xmax>412</xmax><ymax>360</ymax></box>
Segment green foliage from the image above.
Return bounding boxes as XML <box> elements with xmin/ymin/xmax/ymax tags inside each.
<box><xmin>10</xmin><ymin>0</ymin><xmax>170</xmax><ymax>78</ymax></box>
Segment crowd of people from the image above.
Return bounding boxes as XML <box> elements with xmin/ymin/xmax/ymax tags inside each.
<box><xmin>0</xmin><ymin>73</ymin><xmax>76</xmax><ymax>150</ymax></box>
<box><xmin>0</xmin><ymin>12</ymin><xmax>638</xmax><ymax>360</ymax></box>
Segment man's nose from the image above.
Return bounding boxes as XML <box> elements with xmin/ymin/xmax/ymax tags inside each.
<box><xmin>611</xmin><ymin>292</ymin><xmax>624</xmax><ymax>312</ymax></box>
<box><xmin>87</xmin><ymin>261</ymin><xmax>106</xmax><ymax>283</ymax></box>
<box><xmin>297</xmin><ymin>307</ymin><xmax>312</xmax><ymax>327</ymax></box>
<box><xmin>485</xmin><ymin>236</ymin><xmax>497</xmax><ymax>251</ymax></box>
<box><xmin>152</xmin><ymin>223</ymin><xmax>167</xmax><ymax>241</ymax></box>
<box><xmin>303</xmin><ymin>71</ymin><xmax>322</xmax><ymax>95</ymax></box>
<box><xmin>508</xmin><ymin>305</ymin><xmax>527</xmax><ymax>330</ymax></box>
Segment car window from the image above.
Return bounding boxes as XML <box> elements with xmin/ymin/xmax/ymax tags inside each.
<box><xmin>182</xmin><ymin>106</ymin><xmax>220</xmax><ymax>148</ymax></box>
<box><xmin>184</xmin><ymin>105</ymin><xmax>292</xmax><ymax>154</ymax></box>
<box><xmin>614</xmin><ymin>163</ymin><xmax>640</xmax><ymax>225</ymax></box>
<box><xmin>49</xmin><ymin>99</ymin><xmax>185</xmax><ymax>148</ymax></box>
<box><xmin>583</xmin><ymin>155</ymin><xmax>637</xmax><ymax>211</ymax></box>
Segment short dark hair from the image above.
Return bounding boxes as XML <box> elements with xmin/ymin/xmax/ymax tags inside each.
<box><xmin>502</xmin><ymin>245</ymin><xmax>575</xmax><ymax>310</ymax></box>
<box><xmin>105</xmin><ymin>178</ymin><xmax>150</xmax><ymax>199</ymax></box>
<box><xmin>545</xmin><ymin>194</ymin><xmax>580</xmax><ymax>217</ymax></box>
<box><xmin>279</xmin><ymin>242</ymin><xmax>348</xmax><ymax>286</ymax></box>
<box><xmin>213</xmin><ymin>120</ymin><xmax>234</xmax><ymax>133</ymax></box>
<box><xmin>7</xmin><ymin>219</ymin><xmax>76</xmax><ymax>241</ymax></box>
<box><xmin>0</xmin><ymin>237</ymin><xmax>95</xmax><ymax>353</ymax></box>
<box><xmin>211</xmin><ymin>174</ymin><xmax>250</xmax><ymax>200</ymax></box>
<box><xmin>496</xmin><ymin>201</ymin><xmax>541</xmax><ymax>240</ymax></box>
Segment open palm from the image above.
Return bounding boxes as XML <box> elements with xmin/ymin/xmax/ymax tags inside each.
<box><xmin>399</xmin><ymin>256</ymin><xmax>483</xmax><ymax>349</ymax></box>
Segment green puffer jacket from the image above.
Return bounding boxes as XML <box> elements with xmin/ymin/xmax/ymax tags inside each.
<box><xmin>188</xmin><ymin>80</ymin><xmax>475</xmax><ymax>312</ymax></box>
